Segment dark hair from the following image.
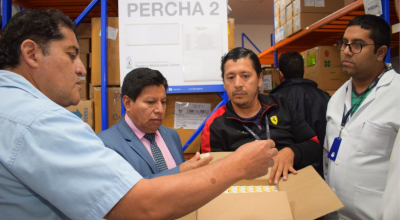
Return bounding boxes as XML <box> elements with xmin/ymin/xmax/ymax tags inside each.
<box><xmin>0</xmin><ymin>9</ymin><xmax>77</xmax><ymax>69</ymax></box>
<box><xmin>220</xmin><ymin>47</ymin><xmax>262</xmax><ymax>79</ymax></box>
<box><xmin>278</xmin><ymin>52</ymin><xmax>304</xmax><ymax>79</ymax></box>
<box><xmin>347</xmin><ymin>15</ymin><xmax>391</xmax><ymax>59</ymax></box>
<box><xmin>122</xmin><ymin>68</ymin><xmax>169</xmax><ymax>102</ymax></box>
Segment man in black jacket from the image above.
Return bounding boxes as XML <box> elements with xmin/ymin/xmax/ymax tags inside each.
<box><xmin>270</xmin><ymin>52</ymin><xmax>330</xmax><ymax>177</ymax></box>
<box><xmin>201</xmin><ymin>47</ymin><xmax>321</xmax><ymax>184</ymax></box>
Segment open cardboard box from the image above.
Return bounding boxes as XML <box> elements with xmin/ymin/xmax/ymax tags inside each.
<box><xmin>178</xmin><ymin>152</ymin><xmax>343</xmax><ymax>220</ymax></box>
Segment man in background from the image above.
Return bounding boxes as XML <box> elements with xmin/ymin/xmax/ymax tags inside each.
<box><xmin>0</xmin><ymin>9</ymin><xmax>278</xmax><ymax>220</ymax></box>
<box><xmin>201</xmin><ymin>47</ymin><xmax>321</xmax><ymax>185</ymax></box>
<box><xmin>324</xmin><ymin>15</ymin><xmax>399</xmax><ymax>219</ymax></box>
<box><xmin>270</xmin><ymin>51</ymin><xmax>330</xmax><ymax>177</ymax></box>
<box><xmin>98</xmin><ymin>68</ymin><xmax>209</xmax><ymax>179</ymax></box>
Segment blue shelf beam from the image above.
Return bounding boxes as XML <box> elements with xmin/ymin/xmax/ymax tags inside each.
<box><xmin>101</xmin><ymin>0</ymin><xmax>109</xmax><ymax>131</ymax></box>
<box><xmin>2</xmin><ymin>0</ymin><xmax>12</xmax><ymax>29</ymax></box>
<box><xmin>74</xmin><ymin>0</ymin><xmax>100</xmax><ymax>26</ymax></box>
<box><xmin>242</xmin><ymin>33</ymin><xmax>261</xmax><ymax>53</ymax></box>
<box><xmin>381</xmin><ymin>0</ymin><xmax>390</xmax><ymax>63</ymax></box>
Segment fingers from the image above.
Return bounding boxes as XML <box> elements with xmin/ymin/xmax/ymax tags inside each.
<box><xmin>190</xmin><ymin>152</ymin><xmax>201</xmax><ymax>161</ymax></box>
<box><xmin>270</xmin><ymin>148</ymin><xmax>278</xmax><ymax>157</ymax></box>
<box><xmin>269</xmin><ymin>161</ymin><xmax>278</xmax><ymax>184</ymax></box>
<box><xmin>274</xmin><ymin>163</ymin><xmax>283</xmax><ymax>184</ymax></box>
<box><xmin>201</xmin><ymin>155</ymin><xmax>214</xmax><ymax>164</ymax></box>
<box><xmin>288</xmin><ymin>167</ymin><xmax>297</xmax><ymax>175</ymax></box>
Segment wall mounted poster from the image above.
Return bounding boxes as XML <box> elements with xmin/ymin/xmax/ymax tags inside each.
<box><xmin>119</xmin><ymin>0</ymin><xmax>228</xmax><ymax>93</ymax></box>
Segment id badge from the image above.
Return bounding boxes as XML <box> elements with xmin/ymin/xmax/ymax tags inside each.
<box><xmin>328</xmin><ymin>137</ymin><xmax>342</xmax><ymax>161</ymax></box>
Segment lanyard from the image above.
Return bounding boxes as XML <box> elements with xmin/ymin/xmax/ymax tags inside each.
<box><xmin>338</xmin><ymin>66</ymin><xmax>391</xmax><ymax>137</ymax></box>
<box><xmin>243</xmin><ymin>116</ymin><xmax>271</xmax><ymax>140</ymax></box>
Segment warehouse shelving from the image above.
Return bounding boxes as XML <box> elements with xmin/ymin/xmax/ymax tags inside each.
<box><xmin>259</xmin><ymin>0</ymin><xmax>399</xmax><ymax>66</ymax></box>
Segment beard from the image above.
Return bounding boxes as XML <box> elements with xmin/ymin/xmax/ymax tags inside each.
<box><xmin>231</xmin><ymin>89</ymin><xmax>254</xmax><ymax>107</ymax></box>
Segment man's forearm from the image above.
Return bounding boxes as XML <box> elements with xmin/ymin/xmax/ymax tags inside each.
<box><xmin>106</xmin><ymin>153</ymin><xmax>244</xmax><ymax>220</ymax></box>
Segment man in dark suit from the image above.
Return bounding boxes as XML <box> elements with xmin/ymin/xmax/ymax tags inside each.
<box><xmin>98</xmin><ymin>68</ymin><xmax>210</xmax><ymax>178</ymax></box>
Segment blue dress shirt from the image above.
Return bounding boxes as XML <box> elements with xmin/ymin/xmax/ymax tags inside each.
<box><xmin>0</xmin><ymin>70</ymin><xmax>142</xmax><ymax>220</ymax></box>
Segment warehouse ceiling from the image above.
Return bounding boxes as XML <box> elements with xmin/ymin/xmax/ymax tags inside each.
<box><xmin>11</xmin><ymin>0</ymin><xmax>274</xmax><ymax>24</ymax></box>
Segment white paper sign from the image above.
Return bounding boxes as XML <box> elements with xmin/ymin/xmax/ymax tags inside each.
<box><xmin>99</xmin><ymin>26</ymin><xmax>119</xmax><ymax>40</ymax></box>
<box><xmin>315</xmin><ymin>0</ymin><xmax>325</xmax><ymax>7</ymax></box>
<box><xmin>174</xmin><ymin>102</ymin><xmax>211</xmax><ymax>129</ymax></box>
<box><xmin>304</xmin><ymin>0</ymin><xmax>315</xmax><ymax>7</ymax></box>
<box><xmin>363</xmin><ymin>0</ymin><xmax>382</xmax><ymax>16</ymax></box>
<box><xmin>260</xmin><ymin>74</ymin><xmax>272</xmax><ymax>91</ymax></box>
<box><xmin>118</xmin><ymin>0</ymin><xmax>228</xmax><ymax>87</ymax></box>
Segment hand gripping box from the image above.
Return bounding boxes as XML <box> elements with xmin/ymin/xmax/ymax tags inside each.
<box><xmin>179</xmin><ymin>152</ymin><xmax>343</xmax><ymax>220</ymax></box>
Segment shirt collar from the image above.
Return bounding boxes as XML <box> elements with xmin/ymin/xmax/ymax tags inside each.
<box><xmin>124</xmin><ymin>114</ymin><xmax>160</xmax><ymax>139</ymax></box>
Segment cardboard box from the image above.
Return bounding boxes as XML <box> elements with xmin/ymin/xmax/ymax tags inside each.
<box><xmin>76</xmin><ymin>23</ymin><xmax>92</xmax><ymax>38</ymax></box>
<box><xmin>179</xmin><ymin>152</ymin><xmax>344</xmax><ymax>220</ymax></box>
<box><xmin>286</xmin><ymin>3</ymin><xmax>293</xmax><ymax>21</ymax></box>
<box><xmin>303</xmin><ymin>46</ymin><xmax>350</xmax><ymax>90</ymax></box>
<box><xmin>285</xmin><ymin>18</ymin><xmax>294</xmax><ymax>37</ymax></box>
<box><xmin>280</xmin><ymin>0</ymin><xmax>292</xmax><ymax>9</ymax></box>
<box><xmin>163</xmin><ymin>93</ymin><xmax>222</xmax><ymax>153</ymax></box>
<box><xmin>280</xmin><ymin>8</ymin><xmax>286</xmax><ymax>27</ymax></box>
<box><xmin>91</xmin><ymin>17</ymin><xmax>120</xmax><ymax>86</ymax></box>
<box><xmin>66</xmin><ymin>100</ymin><xmax>94</xmax><ymax>128</ymax></box>
<box><xmin>274</xmin><ymin>13</ymin><xmax>280</xmax><ymax>30</ymax></box>
<box><xmin>293</xmin><ymin>0</ymin><xmax>344</xmax><ymax>15</ymax></box>
<box><xmin>262</xmin><ymin>68</ymin><xmax>280</xmax><ymax>91</ymax></box>
<box><xmin>78</xmin><ymin>38</ymin><xmax>90</xmax><ymax>54</ymax></box>
<box><xmin>293</xmin><ymin>13</ymin><xmax>330</xmax><ymax>33</ymax></box>
<box><xmin>274</xmin><ymin>1</ymin><xmax>280</xmax><ymax>17</ymax></box>
<box><xmin>228</xmin><ymin>18</ymin><xmax>235</xmax><ymax>52</ymax></box>
<box><xmin>93</xmin><ymin>87</ymin><xmax>122</xmax><ymax>133</ymax></box>
<box><xmin>275</xmin><ymin>26</ymin><xmax>285</xmax><ymax>43</ymax></box>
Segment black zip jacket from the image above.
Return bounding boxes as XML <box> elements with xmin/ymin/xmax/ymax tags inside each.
<box><xmin>270</xmin><ymin>79</ymin><xmax>330</xmax><ymax>177</ymax></box>
<box><xmin>201</xmin><ymin>93</ymin><xmax>321</xmax><ymax>170</ymax></box>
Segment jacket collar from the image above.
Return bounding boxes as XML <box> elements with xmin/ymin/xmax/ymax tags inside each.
<box><xmin>272</xmin><ymin>78</ymin><xmax>317</xmax><ymax>92</ymax></box>
<box><xmin>117</xmin><ymin>116</ymin><xmax>159</xmax><ymax>173</ymax></box>
<box><xmin>225</xmin><ymin>93</ymin><xmax>277</xmax><ymax>120</ymax></box>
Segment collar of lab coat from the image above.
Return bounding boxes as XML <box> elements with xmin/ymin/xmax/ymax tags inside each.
<box><xmin>344</xmin><ymin>67</ymin><xmax>396</xmax><ymax>115</ymax></box>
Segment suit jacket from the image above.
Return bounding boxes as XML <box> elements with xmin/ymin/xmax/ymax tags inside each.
<box><xmin>97</xmin><ymin>117</ymin><xmax>185</xmax><ymax>179</ymax></box>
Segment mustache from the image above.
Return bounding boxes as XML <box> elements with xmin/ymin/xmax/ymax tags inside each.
<box><xmin>233</xmin><ymin>90</ymin><xmax>248</xmax><ymax>96</ymax></box>
<box><xmin>342</xmin><ymin>57</ymin><xmax>353</xmax><ymax>63</ymax></box>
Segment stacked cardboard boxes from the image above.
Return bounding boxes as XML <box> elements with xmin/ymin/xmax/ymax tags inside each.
<box><xmin>90</xmin><ymin>17</ymin><xmax>122</xmax><ymax>133</ymax></box>
<box><xmin>274</xmin><ymin>0</ymin><xmax>344</xmax><ymax>42</ymax></box>
<box><xmin>260</xmin><ymin>68</ymin><xmax>281</xmax><ymax>93</ymax></box>
<box><xmin>301</xmin><ymin>46</ymin><xmax>350</xmax><ymax>92</ymax></box>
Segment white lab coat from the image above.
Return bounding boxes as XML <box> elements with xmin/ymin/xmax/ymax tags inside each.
<box><xmin>377</xmin><ymin>131</ymin><xmax>400</xmax><ymax>220</ymax></box>
<box><xmin>324</xmin><ymin>67</ymin><xmax>400</xmax><ymax>220</ymax></box>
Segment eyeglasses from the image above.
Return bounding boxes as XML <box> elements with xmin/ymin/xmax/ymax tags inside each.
<box><xmin>336</xmin><ymin>40</ymin><xmax>376</xmax><ymax>54</ymax></box>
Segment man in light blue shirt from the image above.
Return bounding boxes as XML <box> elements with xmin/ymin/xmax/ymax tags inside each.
<box><xmin>0</xmin><ymin>9</ymin><xmax>278</xmax><ymax>220</ymax></box>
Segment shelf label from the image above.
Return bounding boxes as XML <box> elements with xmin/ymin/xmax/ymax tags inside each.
<box><xmin>363</xmin><ymin>0</ymin><xmax>382</xmax><ymax>16</ymax></box>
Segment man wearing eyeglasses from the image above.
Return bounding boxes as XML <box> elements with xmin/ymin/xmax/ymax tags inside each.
<box><xmin>324</xmin><ymin>15</ymin><xmax>399</xmax><ymax>220</ymax></box>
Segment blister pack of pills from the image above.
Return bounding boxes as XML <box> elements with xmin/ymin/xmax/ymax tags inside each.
<box><xmin>224</xmin><ymin>185</ymin><xmax>278</xmax><ymax>193</ymax></box>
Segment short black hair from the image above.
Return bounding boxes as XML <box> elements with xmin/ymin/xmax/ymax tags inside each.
<box><xmin>220</xmin><ymin>47</ymin><xmax>262</xmax><ymax>79</ymax></box>
<box><xmin>0</xmin><ymin>9</ymin><xmax>76</xmax><ymax>69</ymax></box>
<box><xmin>278</xmin><ymin>52</ymin><xmax>304</xmax><ymax>79</ymax></box>
<box><xmin>347</xmin><ymin>15</ymin><xmax>391</xmax><ymax>59</ymax></box>
<box><xmin>122</xmin><ymin>68</ymin><xmax>169</xmax><ymax>102</ymax></box>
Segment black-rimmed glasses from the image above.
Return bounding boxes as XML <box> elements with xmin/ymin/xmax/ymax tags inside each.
<box><xmin>336</xmin><ymin>40</ymin><xmax>376</xmax><ymax>54</ymax></box>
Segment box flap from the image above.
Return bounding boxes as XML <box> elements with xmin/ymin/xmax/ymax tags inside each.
<box><xmin>278</xmin><ymin>166</ymin><xmax>344</xmax><ymax>220</ymax></box>
<box><xmin>198</xmin><ymin>192</ymin><xmax>293</xmax><ymax>220</ymax></box>
<box><xmin>177</xmin><ymin>211</ymin><xmax>197</xmax><ymax>220</ymax></box>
